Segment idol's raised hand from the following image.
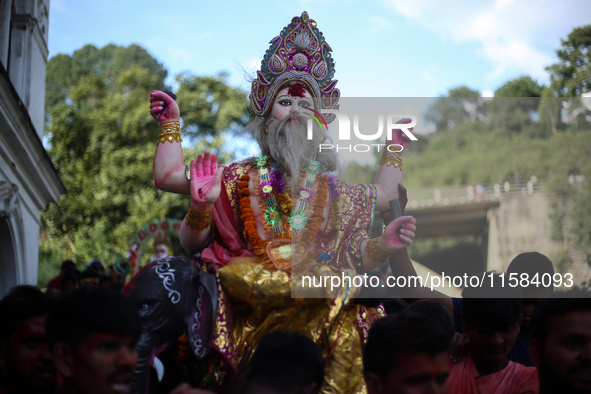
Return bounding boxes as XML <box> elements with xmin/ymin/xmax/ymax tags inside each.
<box><xmin>379</xmin><ymin>216</ymin><xmax>416</xmax><ymax>252</ymax></box>
<box><xmin>150</xmin><ymin>90</ymin><xmax>180</xmax><ymax>123</ymax></box>
<box><xmin>189</xmin><ymin>151</ymin><xmax>224</xmax><ymax>210</ymax></box>
<box><xmin>386</xmin><ymin>117</ymin><xmax>414</xmax><ymax>149</ymax></box>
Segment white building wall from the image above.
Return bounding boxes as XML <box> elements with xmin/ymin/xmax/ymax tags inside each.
<box><xmin>0</xmin><ymin>0</ymin><xmax>65</xmax><ymax>295</ymax></box>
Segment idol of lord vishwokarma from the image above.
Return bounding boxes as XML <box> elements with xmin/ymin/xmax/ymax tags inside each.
<box><xmin>149</xmin><ymin>12</ymin><xmax>416</xmax><ymax>394</ymax></box>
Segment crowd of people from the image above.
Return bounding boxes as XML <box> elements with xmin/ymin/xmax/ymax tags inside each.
<box><xmin>0</xmin><ymin>252</ymin><xmax>588</xmax><ymax>394</ymax></box>
<box><xmin>45</xmin><ymin>259</ymin><xmax>126</xmax><ymax>295</ymax></box>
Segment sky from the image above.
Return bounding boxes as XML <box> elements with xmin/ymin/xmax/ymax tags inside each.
<box><xmin>49</xmin><ymin>0</ymin><xmax>591</xmax><ymax>99</ymax></box>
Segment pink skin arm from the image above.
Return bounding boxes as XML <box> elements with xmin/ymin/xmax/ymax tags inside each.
<box><xmin>360</xmin><ymin>216</ymin><xmax>416</xmax><ymax>272</ymax></box>
<box><xmin>373</xmin><ymin>118</ymin><xmax>414</xmax><ymax>211</ymax></box>
<box><xmin>150</xmin><ymin>90</ymin><xmax>190</xmax><ymax>195</ymax></box>
<box><xmin>179</xmin><ymin>154</ymin><xmax>224</xmax><ymax>252</ymax></box>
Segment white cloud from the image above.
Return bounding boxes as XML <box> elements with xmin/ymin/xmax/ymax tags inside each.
<box><xmin>380</xmin><ymin>0</ymin><xmax>591</xmax><ymax>80</ymax></box>
<box><xmin>482</xmin><ymin>90</ymin><xmax>494</xmax><ymax>97</ymax></box>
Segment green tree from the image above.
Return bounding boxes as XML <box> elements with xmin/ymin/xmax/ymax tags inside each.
<box><xmin>40</xmin><ymin>44</ymin><xmax>250</xmax><ymax>285</ymax></box>
<box><xmin>425</xmin><ymin>86</ymin><xmax>486</xmax><ymax>132</ymax></box>
<box><xmin>490</xmin><ymin>76</ymin><xmax>545</xmax><ymax>134</ymax></box>
<box><xmin>546</xmin><ymin>25</ymin><xmax>591</xmax><ymax>97</ymax></box>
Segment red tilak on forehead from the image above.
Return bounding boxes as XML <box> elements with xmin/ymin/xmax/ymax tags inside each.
<box><xmin>287</xmin><ymin>83</ymin><xmax>306</xmax><ymax>97</ymax></box>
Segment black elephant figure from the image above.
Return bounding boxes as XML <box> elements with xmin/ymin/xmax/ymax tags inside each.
<box><xmin>124</xmin><ymin>256</ymin><xmax>217</xmax><ymax>394</ymax></box>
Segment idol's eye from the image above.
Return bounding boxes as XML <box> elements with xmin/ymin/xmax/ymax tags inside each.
<box><xmin>279</xmin><ymin>99</ymin><xmax>291</xmax><ymax>106</ymax></box>
<box><xmin>299</xmin><ymin>100</ymin><xmax>312</xmax><ymax>108</ymax></box>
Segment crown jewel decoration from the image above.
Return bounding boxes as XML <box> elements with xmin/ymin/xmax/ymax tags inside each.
<box><xmin>250</xmin><ymin>11</ymin><xmax>340</xmax><ymax>123</ymax></box>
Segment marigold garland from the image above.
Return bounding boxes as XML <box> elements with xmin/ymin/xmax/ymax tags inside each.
<box><xmin>238</xmin><ymin>164</ymin><xmax>329</xmax><ymax>271</ymax></box>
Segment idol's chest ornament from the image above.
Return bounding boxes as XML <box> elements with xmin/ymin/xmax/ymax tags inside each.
<box><xmin>239</xmin><ymin>155</ymin><xmax>329</xmax><ymax>271</ymax></box>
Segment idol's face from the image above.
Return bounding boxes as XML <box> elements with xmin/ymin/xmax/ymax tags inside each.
<box><xmin>155</xmin><ymin>244</ymin><xmax>169</xmax><ymax>259</ymax></box>
<box><xmin>271</xmin><ymin>87</ymin><xmax>314</xmax><ymax>122</ymax></box>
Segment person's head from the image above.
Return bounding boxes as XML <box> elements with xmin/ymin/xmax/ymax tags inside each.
<box><xmin>79</xmin><ymin>269</ymin><xmax>100</xmax><ymax>287</ymax></box>
<box><xmin>0</xmin><ymin>286</ymin><xmax>55</xmax><ymax>394</ymax></box>
<box><xmin>530</xmin><ymin>288</ymin><xmax>591</xmax><ymax>394</ymax></box>
<box><xmin>249</xmin><ymin>82</ymin><xmax>339</xmax><ymax>189</ymax></box>
<box><xmin>99</xmin><ymin>275</ymin><xmax>113</xmax><ymax>288</ymax></box>
<box><xmin>507</xmin><ymin>252</ymin><xmax>555</xmax><ymax>328</ymax></box>
<box><xmin>244</xmin><ymin>331</ymin><xmax>325</xmax><ymax>394</ymax></box>
<box><xmin>363</xmin><ymin>311</ymin><xmax>452</xmax><ymax>394</ymax></box>
<box><xmin>154</xmin><ymin>243</ymin><xmax>169</xmax><ymax>260</ymax></box>
<box><xmin>407</xmin><ymin>300</ymin><xmax>455</xmax><ymax>339</ymax></box>
<box><xmin>60</xmin><ymin>269</ymin><xmax>80</xmax><ymax>293</ymax></box>
<box><xmin>47</xmin><ymin>287</ymin><xmax>141</xmax><ymax>394</ymax></box>
<box><xmin>87</xmin><ymin>258</ymin><xmax>105</xmax><ymax>276</ymax></box>
<box><xmin>61</xmin><ymin>260</ymin><xmax>76</xmax><ymax>274</ymax></box>
<box><xmin>248</xmin><ymin>12</ymin><xmax>341</xmax><ymax>187</ymax></box>
<box><xmin>461</xmin><ymin>273</ymin><xmax>522</xmax><ymax>367</ymax></box>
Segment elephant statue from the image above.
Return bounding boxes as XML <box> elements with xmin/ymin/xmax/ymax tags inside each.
<box><xmin>124</xmin><ymin>256</ymin><xmax>217</xmax><ymax>394</ymax></box>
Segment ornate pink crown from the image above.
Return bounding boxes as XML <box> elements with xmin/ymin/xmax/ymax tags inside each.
<box><xmin>250</xmin><ymin>11</ymin><xmax>340</xmax><ymax>123</ymax></box>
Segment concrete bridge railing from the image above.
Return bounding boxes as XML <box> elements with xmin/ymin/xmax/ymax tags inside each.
<box><xmin>407</xmin><ymin>181</ymin><xmax>547</xmax><ymax>209</ymax></box>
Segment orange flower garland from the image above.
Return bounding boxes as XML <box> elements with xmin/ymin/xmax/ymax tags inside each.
<box><xmin>239</xmin><ymin>174</ymin><xmax>274</xmax><ymax>269</ymax></box>
<box><xmin>238</xmin><ymin>169</ymin><xmax>329</xmax><ymax>271</ymax></box>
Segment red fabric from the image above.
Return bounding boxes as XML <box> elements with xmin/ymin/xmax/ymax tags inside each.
<box><xmin>447</xmin><ymin>354</ymin><xmax>539</xmax><ymax>394</ymax></box>
<box><xmin>46</xmin><ymin>274</ymin><xmax>61</xmax><ymax>290</ymax></box>
<box><xmin>200</xmin><ymin>177</ymin><xmax>254</xmax><ymax>268</ymax></box>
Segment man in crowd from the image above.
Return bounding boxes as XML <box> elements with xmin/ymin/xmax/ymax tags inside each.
<box><xmin>59</xmin><ymin>270</ymin><xmax>80</xmax><ymax>294</ymax></box>
<box><xmin>363</xmin><ymin>311</ymin><xmax>452</xmax><ymax>394</ymax></box>
<box><xmin>78</xmin><ymin>270</ymin><xmax>100</xmax><ymax>287</ymax></box>
<box><xmin>241</xmin><ymin>331</ymin><xmax>325</xmax><ymax>394</ymax></box>
<box><xmin>46</xmin><ymin>287</ymin><xmax>140</xmax><ymax>394</ymax></box>
<box><xmin>0</xmin><ymin>286</ymin><xmax>55</xmax><ymax>394</ymax></box>
<box><xmin>530</xmin><ymin>288</ymin><xmax>591</xmax><ymax>394</ymax></box>
<box><xmin>47</xmin><ymin>260</ymin><xmax>76</xmax><ymax>291</ymax></box>
<box><xmin>46</xmin><ymin>287</ymin><xmax>218</xmax><ymax>394</ymax></box>
<box><xmin>446</xmin><ymin>273</ymin><xmax>538</xmax><ymax>393</ymax></box>
<box><xmin>87</xmin><ymin>259</ymin><xmax>105</xmax><ymax>276</ymax></box>
<box><xmin>507</xmin><ymin>252</ymin><xmax>555</xmax><ymax>366</ymax></box>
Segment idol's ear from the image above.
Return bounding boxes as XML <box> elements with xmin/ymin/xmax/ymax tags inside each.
<box><xmin>185</xmin><ymin>270</ymin><xmax>218</xmax><ymax>360</ymax></box>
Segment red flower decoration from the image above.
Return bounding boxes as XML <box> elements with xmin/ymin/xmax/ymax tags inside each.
<box><xmin>161</xmin><ymin>221</ymin><xmax>170</xmax><ymax>230</ymax></box>
<box><xmin>149</xmin><ymin>223</ymin><xmax>157</xmax><ymax>233</ymax></box>
<box><xmin>173</xmin><ymin>223</ymin><xmax>181</xmax><ymax>231</ymax></box>
<box><xmin>138</xmin><ymin>231</ymin><xmax>147</xmax><ymax>240</ymax></box>
<box><xmin>288</xmin><ymin>83</ymin><xmax>306</xmax><ymax>98</ymax></box>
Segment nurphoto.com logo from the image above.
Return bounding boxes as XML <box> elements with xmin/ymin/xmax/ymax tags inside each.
<box><xmin>306</xmin><ymin>110</ymin><xmax>418</xmax><ymax>153</ymax></box>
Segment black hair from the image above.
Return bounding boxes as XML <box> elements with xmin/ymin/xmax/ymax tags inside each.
<box><xmin>61</xmin><ymin>260</ymin><xmax>76</xmax><ymax>271</ymax></box>
<box><xmin>46</xmin><ymin>287</ymin><xmax>141</xmax><ymax>351</ymax></box>
<box><xmin>462</xmin><ymin>272</ymin><xmax>522</xmax><ymax>330</ymax></box>
<box><xmin>61</xmin><ymin>269</ymin><xmax>80</xmax><ymax>283</ymax></box>
<box><xmin>99</xmin><ymin>275</ymin><xmax>112</xmax><ymax>286</ymax></box>
<box><xmin>507</xmin><ymin>252</ymin><xmax>555</xmax><ymax>290</ymax></box>
<box><xmin>363</xmin><ymin>311</ymin><xmax>453</xmax><ymax>378</ymax></box>
<box><xmin>407</xmin><ymin>299</ymin><xmax>455</xmax><ymax>338</ymax></box>
<box><xmin>0</xmin><ymin>286</ymin><xmax>54</xmax><ymax>344</ymax></box>
<box><xmin>246</xmin><ymin>331</ymin><xmax>325</xmax><ymax>392</ymax></box>
<box><xmin>79</xmin><ymin>269</ymin><xmax>100</xmax><ymax>280</ymax></box>
<box><xmin>109</xmin><ymin>282</ymin><xmax>125</xmax><ymax>292</ymax></box>
<box><xmin>531</xmin><ymin>288</ymin><xmax>591</xmax><ymax>346</ymax></box>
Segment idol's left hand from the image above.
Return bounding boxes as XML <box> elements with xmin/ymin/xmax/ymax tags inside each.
<box><xmin>379</xmin><ymin>216</ymin><xmax>416</xmax><ymax>252</ymax></box>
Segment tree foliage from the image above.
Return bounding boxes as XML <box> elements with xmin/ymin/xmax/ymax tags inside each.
<box><xmin>546</xmin><ymin>25</ymin><xmax>591</xmax><ymax>97</ymax></box>
<box><xmin>425</xmin><ymin>85</ymin><xmax>486</xmax><ymax>132</ymax></box>
<box><xmin>489</xmin><ymin>76</ymin><xmax>545</xmax><ymax>134</ymax></box>
<box><xmin>40</xmin><ymin>44</ymin><xmax>250</xmax><ymax>285</ymax></box>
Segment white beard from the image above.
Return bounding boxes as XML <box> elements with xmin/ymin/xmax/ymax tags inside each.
<box><xmin>254</xmin><ymin>113</ymin><xmax>339</xmax><ymax>190</ymax></box>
